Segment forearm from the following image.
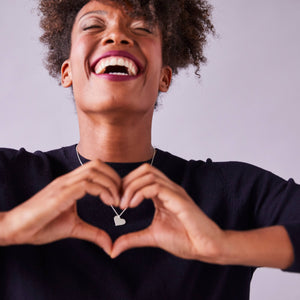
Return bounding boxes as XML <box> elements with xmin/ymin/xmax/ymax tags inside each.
<box><xmin>215</xmin><ymin>225</ymin><xmax>294</xmax><ymax>269</ymax></box>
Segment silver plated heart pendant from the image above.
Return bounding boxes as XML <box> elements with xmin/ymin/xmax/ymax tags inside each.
<box><xmin>114</xmin><ymin>215</ymin><xmax>126</xmax><ymax>226</ymax></box>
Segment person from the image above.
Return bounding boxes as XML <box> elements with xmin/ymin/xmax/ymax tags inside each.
<box><xmin>0</xmin><ymin>0</ymin><xmax>299</xmax><ymax>299</ymax></box>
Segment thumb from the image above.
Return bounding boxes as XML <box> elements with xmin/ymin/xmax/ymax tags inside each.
<box><xmin>111</xmin><ymin>228</ymin><xmax>156</xmax><ymax>258</ymax></box>
<box><xmin>70</xmin><ymin>219</ymin><xmax>113</xmax><ymax>256</ymax></box>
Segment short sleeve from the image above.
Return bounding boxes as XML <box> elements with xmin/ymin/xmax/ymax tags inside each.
<box><xmin>217</xmin><ymin>161</ymin><xmax>300</xmax><ymax>273</ymax></box>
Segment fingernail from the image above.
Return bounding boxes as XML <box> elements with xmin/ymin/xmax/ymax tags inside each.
<box><xmin>104</xmin><ymin>249</ymin><xmax>112</xmax><ymax>257</ymax></box>
<box><xmin>120</xmin><ymin>197</ymin><xmax>126</xmax><ymax>209</ymax></box>
<box><xmin>110</xmin><ymin>250</ymin><xmax>118</xmax><ymax>259</ymax></box>
<box><xmin>114</xmin><ymin>196</ymin><xmax>120</xmax><ymax>207</ymax></box>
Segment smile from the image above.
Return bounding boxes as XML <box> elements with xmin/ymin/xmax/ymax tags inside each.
<box><xmin>95</xmin><ymin>56</ymin><xmax>138</xmax><ymax>76</ymax></box>
<box><xmin>91</xmin><ymin>51</ymin><xmax>143</xmax><ymax>80</ymax></box>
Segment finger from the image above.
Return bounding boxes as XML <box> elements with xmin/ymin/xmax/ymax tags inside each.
<box><xmin>71</xmin><ymin>160</ymin><xmax>122</xmax><ymax>200</ymax></box>
<box><xmin>70</xmin><ymin>219</ymin><xmax>113</xmax><ymax>256</ymax></box>
<box><xmin>49</xmin><ymin>179</ymin><xmax>111</xmax><ymax>208</ymax></box>
<box><xmin>74</xmin><ymin>169</ymin><xmax>121</xmax><ymax>206</ymax></box>
<box><xmin>111</xmin><ymin>228</ymin><xmax>156</xmax><ymax>258</ymax></box>
<box><xmin>74</xmin><ymin>159</ymin><xmax>122</xmax><ymax>188</ymax></box>
<box><xmin>66</xmin><ymin>162</ymin><xmax>121</xmax><ymax>205</ymax></box>
<box><xmin>127</xmin><ymin>183</ymin><xmax>161</xmax><ymax>208</ymax></box>
<box><xmin>120</xmin><ymin>173</ymin><xmax>173</xmax><ymax>209</ymax></box>
<box><xmin>62</xmin><ymin>179</ymin><xmax>117</xmax><ymax>207</ymax></box>
<box><xmin>11</xmin><ymin>180</ymin><xmax>115</xmax><ymax>233</ymax></box>
<box><xmin>127</xmin><ymin>183</ymin><xmax>190</xmax><ymax>217</ymax></box>
<box><xmin>64</xmin><ymin>169</ymin><xmax>119</xmax><ymax>204</ymax></box>
<box><xmin>122</xmin><ymin>163</ymin><xmax>170</xmax><ymax>190</ymax></box>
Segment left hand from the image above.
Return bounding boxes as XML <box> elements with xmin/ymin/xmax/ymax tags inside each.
<box><xmin>111</xmin><ymin>163</ymin><xmax>226</xmax><ymax>263</ymax></box>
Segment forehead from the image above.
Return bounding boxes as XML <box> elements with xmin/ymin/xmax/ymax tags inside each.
<box><xmin>75</xmin><ymin>0</ymin><xmax>156</xmax><ymax>24</ymax></box>
<box><xmin>76</xmin><ymin>0</ymin><xmax>135</xmax><ymax>20</ymax></box>
<box><xmin>76</xmin><ymin>1</ymin><xmax>121</xmax><ymax>19</ymax></box>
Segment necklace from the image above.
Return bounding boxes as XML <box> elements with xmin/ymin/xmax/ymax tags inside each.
<box><xmin>75</xmin><ymin>145</ymin><xmax>156</xmax><ymax>227</ymax></box>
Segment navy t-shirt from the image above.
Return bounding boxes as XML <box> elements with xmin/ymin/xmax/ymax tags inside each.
<box><xmin>0</xmin><ymin>145</ymin><xmax>300</xmax><ymax>299</ymax></box>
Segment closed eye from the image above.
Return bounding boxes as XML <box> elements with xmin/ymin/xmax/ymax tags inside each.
<box><xmin>83</xmin><ymin>25</ymin><xmax>104</xmax><ymax>31</ymax></box>
<box><xmin>131</xmin><ymin>20</ymin><xmax>153</xmax><ymax>34</ymax></box>
<box><xmin>134</xmin><ymin>27</ymin><xmax>152</xmax><ymax>34</ymax></box>
<box><xmin>136</xmin><ymin>27</ymin><xmax>152</xmax><ymax>33</ymax></box>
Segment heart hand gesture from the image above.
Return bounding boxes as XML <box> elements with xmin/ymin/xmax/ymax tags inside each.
<box><xmin>0</xmin><ymin>161</ymin><xmax>225</xmax><ymax>264</ymax></box>
<box><xmin>111</xmin><ymin>164</ymin><xmax>225</xmax><ymax>263</ymax></box>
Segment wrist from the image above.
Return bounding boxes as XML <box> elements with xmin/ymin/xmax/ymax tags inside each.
<box><xmin>0</xmin><ymin>212</ymin><xmax>9</xmax><ymax>246</ymax></box>
<box><xmin>192</xmin><ymin>226</ymin><xmax>228</xmax><ymax>265</ymax></box>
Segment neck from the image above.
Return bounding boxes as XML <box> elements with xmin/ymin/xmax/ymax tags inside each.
<box><xmin>76</xmin><ymin>111</ymin><xmax>154</xmax><ymax>162</ymax></box>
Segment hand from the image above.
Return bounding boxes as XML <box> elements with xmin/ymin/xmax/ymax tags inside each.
<box><xmin>0</xmin><ymin>160</ymin><xmax>122</xmax><ymax>256</ymax></box>
<box><xmin>111</xmin><ymin>164</ymin><xmax>226</xmax><ymax>263</ymax></box>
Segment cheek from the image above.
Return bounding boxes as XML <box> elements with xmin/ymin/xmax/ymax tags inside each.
<box><xmin>69</xmin><ymin>37</ymin><xmax>95</xmax><ymax>76</ymax></box>
<box><xmin>148</xmin><ymin>40</ymin><xmax>163</xmax><ymax>66</ymax></box>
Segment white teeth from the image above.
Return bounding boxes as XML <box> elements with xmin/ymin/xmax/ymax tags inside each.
<box><xmin>110</xmin><ymin>57</ymin><xmax>117</xmax><ymax>66</ymax></box>
<box><xmin>108</xmin><ymin>72</ymin><xmax>128</xmax><ymax>75</ymax></box>
<box><xmin>94</xmin><ymin>56</ymin><xmax>138</xmax><ymax>76</ymax></box>
<box><xmin>118</xmin><ymin>58</ymin><xmax>124</xmax><ymax>65</ymax></box>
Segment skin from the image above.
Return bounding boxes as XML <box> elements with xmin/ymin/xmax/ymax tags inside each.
<box><xmin>0</xmin><ymin>0</ymin><xmax>295</xmax><ymax>270</ymax></box>
<box><xmin>61</xmin><ymin>0</ymin><xmax>172</xmax><ymax>162</ymax></box>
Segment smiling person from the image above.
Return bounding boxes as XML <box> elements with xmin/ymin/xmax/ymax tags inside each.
<box><xmin>0</xmin><ymin>0</ymin><xmax>299</xmax><ymax>299</ymax></box>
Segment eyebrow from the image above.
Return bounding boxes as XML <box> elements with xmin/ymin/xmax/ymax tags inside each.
<box><xmin>79</xmin><ymin>10</ymin><xmax>107</xmax><ymax>21</ymax></box>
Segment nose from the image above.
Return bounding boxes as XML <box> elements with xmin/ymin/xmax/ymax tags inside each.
<box><xmin>101</xmin><ymin>26</ymin><xmax>134</xmax><ymax>46</ymax></box>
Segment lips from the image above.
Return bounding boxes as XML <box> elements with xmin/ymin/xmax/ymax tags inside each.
<box><xmin>91</xmin><ymin>51</ymin><xmax>144</xmax><ymax>80</ymax></box>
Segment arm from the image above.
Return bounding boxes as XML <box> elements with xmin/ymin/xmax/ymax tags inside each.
<box><xmin>217</xmin><ymin>225</ymin><xmax>294</xmax><ymax>269</ymax></box>
<box><xmin>111</xmin><ymin>163</ymin><xmax>295</xmax><ymax>271</ymax></box>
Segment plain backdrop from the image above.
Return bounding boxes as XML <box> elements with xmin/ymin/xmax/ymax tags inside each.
<box><xmin>0</xmin><ymin>0</ymin><xmax>300</xmax><ymax>298</ymax></box>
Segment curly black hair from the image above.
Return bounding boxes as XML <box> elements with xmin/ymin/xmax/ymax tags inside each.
<box><xmin>38</xmin><ymin>0</ymin><xmax>215</xmax><ymax>80</ymax></box>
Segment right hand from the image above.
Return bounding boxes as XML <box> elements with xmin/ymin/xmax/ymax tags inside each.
<box><xmin>0</xmin><ymin>160</ymin><xmax>121</xmax><ymax>255</ymax></box>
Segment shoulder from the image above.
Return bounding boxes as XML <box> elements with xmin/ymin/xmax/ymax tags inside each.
<box><xmin>0</xmin><ymin>145</ymin><xmax>77</xmax><ymax>177</ymax></box>
<box><xmin>157</xmin><ymin>149</ymin><xmax>295</xmax><ymax>199</ymax></box>
<box><xmin>0</xmin><ymin>145</ymin><xmax>78</xmax><ymax>208</ymax></box>
<box><xmin>156</xmin><ymin>148</ymin><xmax>267</xmax><ymax>180</ymax></box>
<box><xmin>187</xmin><ymin>156</ymin><xmax>288</xmax><ymax>188</ymax></box>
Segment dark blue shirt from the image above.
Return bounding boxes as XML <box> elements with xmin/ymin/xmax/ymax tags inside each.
<box><xmin>0</xmin><ymin>145</ymin><xmax>299</xmax><ymax>299</ymax></box>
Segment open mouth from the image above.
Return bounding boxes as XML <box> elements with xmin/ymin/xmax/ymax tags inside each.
<box><xmin>93</xmin><ymin>56</ymin><xmax>140</xmax><ymax>77</ymax></box>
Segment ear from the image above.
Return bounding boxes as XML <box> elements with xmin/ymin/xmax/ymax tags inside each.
<box><xmin>61</xmin><ymin>60</ymin><xmax>72</xmax><ymax>87</ymax></box>
<box><xmin>159</xmin><ymin>66</ymin><xmax>172</xmax><ymax>92</ymax></box>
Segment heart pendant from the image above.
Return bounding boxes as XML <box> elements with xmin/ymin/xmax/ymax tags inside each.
<box><xmin>114</xmin><ymin>215</ymin><xmax>126</xmax><ymax>226</ymax></box>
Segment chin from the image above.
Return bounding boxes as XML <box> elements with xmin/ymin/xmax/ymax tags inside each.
<box><xmin>79</xmin><ymin>95</ymin><xmax>147</xmax><ymax>114</ymax></box>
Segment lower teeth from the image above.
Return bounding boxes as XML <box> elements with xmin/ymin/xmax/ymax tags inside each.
<box><xmin>108</xmin><ymin>72</ymin><xmax>129</xmax><ymax>76</ymax></box>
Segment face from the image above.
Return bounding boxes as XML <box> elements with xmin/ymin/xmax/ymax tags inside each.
<box><xmin>61</xmin><ymin>0</ymin><xmax>172</xmax><ymax>117</ymax></box>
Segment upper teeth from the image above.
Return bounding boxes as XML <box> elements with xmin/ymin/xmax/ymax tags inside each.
<box><xmin>94</xmin><ymin>56</ymin><xmax>138</xmax><ymax>76</ymax></box>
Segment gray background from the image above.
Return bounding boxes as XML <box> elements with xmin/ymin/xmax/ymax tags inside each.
<box><xmin>1</xmin><ymin>0</ymin><xmax>300</xmax><ymax>298</ymax></box>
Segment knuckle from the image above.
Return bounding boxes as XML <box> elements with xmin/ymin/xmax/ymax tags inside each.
<box><xmin>92</xmin><ymin>159</ymin><xmax>103</xmax><ymax>168</ymax></box>
<box><xmin>98</xmin><ymin>189</ymin><xmax>107</xmax><ymax>198</ymax></box>
<box><xmin>83</xmin><ymin>160</ymin><xmax>100</xmax><ymax>171</ymax></box>
<box><xmin>142</xmin><ymin>163</ymin><xmax>151</xmax><ymax>171</ymax></box>
<box><xmin>148</xmin><ymin>173</ymin><xmax>156</xmax><ymax>182</ymax></box>
<box><xmin>86</xmin><ymin>168</ymin><xmax>97</xmax><ymax>179</ymax></box>
<box><xmin>3</xmin><ymin>224</ymin><xmax>22</xmax><ymax>245</ymax></box>
<box><xmin>79</xmin><ymin>180</ymin><xmax>90</xmax><ymax>193</ymax></box>
<box><xmin>153</xmin><ymin>182</ymin><xmax>160</xmax><ymax>191</ymax></box>
<box><xmin>50</xmin><ymin>175</ymin><xmax>71</xmax><ymax>192</ymax></box>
